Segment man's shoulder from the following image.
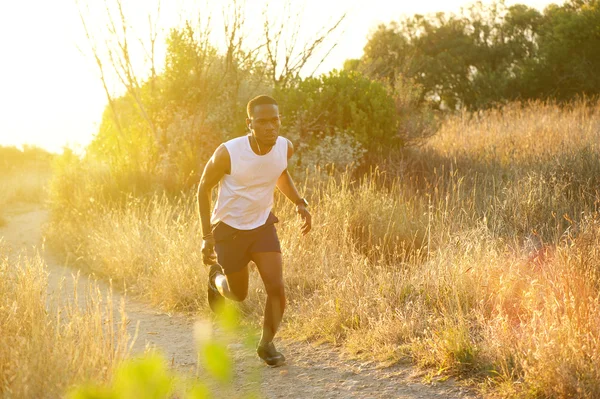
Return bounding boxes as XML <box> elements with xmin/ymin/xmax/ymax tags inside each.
<box><xmin>277</xmin><ymin>136</ymin><xmax>293</xmax><ymax>147</ymax></box>
<box><xmin>276</xmin><ymin>136</ymin><xmax>293</xmax><ymax>159</ymax></box>
<box><xmin>212</xmin><ymin>144</ymin><xmax>231</xmax><ymax>169</ymax></box>
<box><xmin>220</xmin><ymin>136</ymin><xmax>249</xmax><ymax>156</ymax></box>
<box><xmin>224</xmin><ymin>135</ymin><xmax>248</xmax><ymax>146</ymax></box>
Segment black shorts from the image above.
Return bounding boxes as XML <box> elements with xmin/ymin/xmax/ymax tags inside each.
<box><xmin>213</xmin><ymin>213</ymin><xmax>281</xmax><ymax>275</ymax></box>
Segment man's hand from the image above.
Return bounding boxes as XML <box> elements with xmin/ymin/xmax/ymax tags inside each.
<box><xmin>201</xmin><ymin>234</ymin><xmax>217</xmax><ymax>265</ymax></box>
<box><xmin>297</xmin><ymin>204</ymin><xmax>312</xmax><ymax>235</ymax></box>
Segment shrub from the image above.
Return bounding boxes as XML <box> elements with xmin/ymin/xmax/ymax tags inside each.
<box><xmin>276</xmin><ymin>70</ymin><xmax>399</xmax><ymax>151</ymax></box>
<box><xmin>292</xmin><ymin>130</ymin><xmax>367</xmax><ymax>176</ymax></box>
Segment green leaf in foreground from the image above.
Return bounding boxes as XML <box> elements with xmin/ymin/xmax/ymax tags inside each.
<box><xmin>216</xmin><ymin>300</ymin><xmax>241</xmax><ymax>334</ymax></box>
<box><xmin>68</xmin><ymin>353</ymin><xmax>174</xmax><ymax>399</ymax></box>
<box><xmin>112</xmin><ymin>353</ymin><xmax>174</xmax><ymax>399</ymax></box>
<box><xmin>186</xmin><ymin>382</ymin><xmax>212</xmax><ymax>399</ymax></box>
<box><xmin>200</xmin><ymin>341</ymin><xmax>233</xmax><ymax>383</ymax></box>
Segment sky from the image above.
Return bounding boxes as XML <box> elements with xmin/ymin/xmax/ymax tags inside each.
<box><xmin>0</xmin><ymin>0</ymin><xmax>555</xmax><ymax>153</ymax></box>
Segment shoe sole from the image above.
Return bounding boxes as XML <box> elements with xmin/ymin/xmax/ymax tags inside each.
<box><xmin>207</xmin><ymin>286</ymin><xmax>225</xmax><ymax>313</ymax></box>
<box><xmin>258</xmin><ymin>356</ymin><xmax>286</xmax><ymax>367</ymax></box>
<box><xmin>207</xmin><ymin>264</ymin><xmax>225</xmax><ymax>313</ymax></box>
<box><xmin>257</xmin><ymin>349</ymin><xmax>286</xmax><ymax>367</ymax></box>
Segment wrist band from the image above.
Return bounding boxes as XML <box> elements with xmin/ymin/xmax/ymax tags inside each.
<box><xmin>202</xmin><ymin>233</ymin><xmax>214</xmax><ymax>240</ymax></box>
<box><xmin>296</xmin><ymin>198</ymin><xmax>309</xmax><ymax>207</ymax></box>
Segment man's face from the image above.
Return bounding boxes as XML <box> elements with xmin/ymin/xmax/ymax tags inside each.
<box><xmin>248</xmin><ymin>104</ymin><xmax>280</xmax><ymax>146</ymax></box>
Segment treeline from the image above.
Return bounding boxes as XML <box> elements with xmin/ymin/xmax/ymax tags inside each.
<box><xmin>0</xmin><ymin>145</ymin><xmax>53</xmax><ymax>175</ymax></box>
<box><xmin>67</xmin><ymin>0</ymin><xmax>599</xmax><ymax>200</ymax></box>
<box><xmin>0</xmin><ymin>146</ymin><xmax>53</xmax><ymax>211</ymax></box>
<box><xmin>346</xmin><ymin>0</ymin><xmax>600</xmax><ymax>109</ymax></box>
<box><xmin>77</xmin><ymin>1</ymin><xmax>435</xmax><ymax>198</ymax></box>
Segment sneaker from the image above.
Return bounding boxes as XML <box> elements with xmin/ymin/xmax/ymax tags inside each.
<box><xmin>207</xmin><ymin>263</ymin><xmax>225</xmax><ymax>313</ymax></box>
<box><xmin>257</xmin><ymin>342</ymin><xmax>286</xmax><ymax>367</ymax></box>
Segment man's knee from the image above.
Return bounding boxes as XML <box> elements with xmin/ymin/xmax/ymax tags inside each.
<box><xmin>264</xmin><ymin>279</ymin><xmax>285</xmax><ymax>299</ymax></box>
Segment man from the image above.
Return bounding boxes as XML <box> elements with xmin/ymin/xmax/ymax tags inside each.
<box><xmin>197</xmin><ymin>95</ymin><xmax>311</xmax><ymax>367</ymax></box>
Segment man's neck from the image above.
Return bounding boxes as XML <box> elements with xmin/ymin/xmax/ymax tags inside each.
<box><xmin>248</xmin><ymin>135</ymin><xmax>274</xmax><ymax>155</ymax></box>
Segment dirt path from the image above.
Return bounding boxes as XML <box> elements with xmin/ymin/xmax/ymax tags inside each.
<box><xmin>0</xmin><ymin>205</ymin><xmax>479</xmax><ymax>399</ymax></box>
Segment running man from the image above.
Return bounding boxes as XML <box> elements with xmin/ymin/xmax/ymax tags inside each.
<box><xmin>197</xmin><ymin>95</ymin><xmax>312</xmax><ymax>367</ymax></box>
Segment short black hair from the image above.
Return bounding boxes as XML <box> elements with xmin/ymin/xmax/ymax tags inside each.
<box><xmin>247</xmin><ymin>95</ymin><xmax>278</xmax><ymax>118</ymax></box>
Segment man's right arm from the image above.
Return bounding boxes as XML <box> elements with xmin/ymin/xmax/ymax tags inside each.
<box><xmin>197</xmin><ymin>144</ymin><xmax>230</xmax><ymax>263</ymax></box>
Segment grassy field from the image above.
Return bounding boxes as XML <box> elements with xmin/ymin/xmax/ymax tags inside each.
<box><xmin>0</xmin><ymin>244</ymin><xmax>131</xmax><ymax>398</ymax></box>
<box><xmin>46</xmin><ymin>100</ymin><xmax>600</xmax><ymax>398</ymax></box>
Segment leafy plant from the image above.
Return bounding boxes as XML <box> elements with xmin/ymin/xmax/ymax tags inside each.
<box><xmin>277</xmin><ymin>69</ymin><xmax>399</xmax><ymax>151</ymax></box>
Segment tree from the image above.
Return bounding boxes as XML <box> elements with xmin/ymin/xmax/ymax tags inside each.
<box><xmin>520</xmin><ymin>0</ymin><xmax>600</xmax><ymax>101</ymax></box>
<box><xmin>359</xmin><ymin>22</ymin><xmax>415</xmax><ymax>84</ymax></box>
<box><xmin>355</xmin><ymin>0</ymin><xmax>600</xmax><ymax>108</ymax></box>
<box><xmin>76</xmin><ymin>0</ymin><xmax>347</xmax><ymax>193</ymax></box>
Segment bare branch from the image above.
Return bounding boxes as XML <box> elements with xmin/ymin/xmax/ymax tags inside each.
<box><xmin>261</xmin><ymin>0</ymin><xmax>346</xmax><ymax>87</ymax></box>
<box><xmin>262</xmin><ymin>8</ymin><xmax>278</xmax><ymax>84</ymax></box>
<box><xmin>75</xmin><ymin>0</ymin><xmax>123</xmax><ymax>156</ymax></box>
<box><xmin>289</xmin><ymin>12</ymin><xmax>346</xmax><ymax>74</ymax></box>
<box><xmin>137</xmin><ymin>0</ymin><xmax>161</xmax><ymax>87</ymax></box>
<box><xmin>102</xmin><ymin>0</ymin><xmax>159</xmax><ymax>143</ymax></box>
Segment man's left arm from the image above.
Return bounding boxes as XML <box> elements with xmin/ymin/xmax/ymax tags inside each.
<box><xmin>276</xmin><ymin>139</ymin><xmax>312</xmax><ymax>235</ymax></box>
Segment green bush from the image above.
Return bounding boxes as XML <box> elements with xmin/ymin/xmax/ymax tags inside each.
<box><xmin>276</xmin><ymin>70</ymin><xmax>399</xmax><ymax>151</ymax></box>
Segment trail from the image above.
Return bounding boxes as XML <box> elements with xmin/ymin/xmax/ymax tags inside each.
<box><xmin>0</xmin><ymin>204</ymin><xmax>478</xmax><ymax>399</ymax></box>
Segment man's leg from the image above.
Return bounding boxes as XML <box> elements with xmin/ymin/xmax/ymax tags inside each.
<box><xmin>215</xmin><ymin>265</ymin><xmax>249</xmax><ymax>302</ymax></box>
<box><xmin>251</xmin><ymin>252</ymin><xmax>285</xmax><ymax>346</ymax></box>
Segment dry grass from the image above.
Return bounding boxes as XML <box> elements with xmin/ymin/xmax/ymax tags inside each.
<box><xmin>429</xmin><ymin>100</ymin><xmax>600</xmax><ymax>163</ymax></box>
<box><xmin>47</xmin><ymin>100</ymin><xmax>600</xmax><ymax>397</ymax></box>
<box><xmin>51</xmin><ymin>195</ymin><xmax>206</xmax><ymax>312</ymax></box>
<box><xmin>0</xmin><ymin>243</ymin><xmax>132</xmax><ymax>398</ymax></box>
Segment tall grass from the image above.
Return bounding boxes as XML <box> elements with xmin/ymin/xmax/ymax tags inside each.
<box><xmin>0</xmin><ymin>243</ymin><xmax>132</xmax><ymax>398</ymax></box>
<box><xmin>47</xmin><ymin>100</ymin><xmax>600</xmax><ymax>397</ymax></box>
<box><xmin>46</xmin><ymin>194</ymin><xmax>206</xmax><ymax>312</ymax></box>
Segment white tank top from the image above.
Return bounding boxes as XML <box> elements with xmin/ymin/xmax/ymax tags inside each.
<box><xmin>211</xmin><ymin>135</ymin><xmax>288</xmax><ymax>230</ymax></box>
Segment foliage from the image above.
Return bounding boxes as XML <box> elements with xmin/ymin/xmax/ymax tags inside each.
<box><xmin>519</xmin><ymin>0</ymin><xmax>600</xmax><ymax>101</ymax></box>
<box><xmin>293</xmin><ymin>130</ymin><xmax>367</xmax><ymax>176</ymax></box>
<box><xmin>66</xmin><ymin>0</ymin><xmax>443</xmax><ymax>204</ymax></box>
<box><xmin>276</xmin><ymin>70</ymin><xmax>399</xmax><ymax>150</ymax></box>
<box><xmin>69</xmin><ymin>355</ymin><xmax>175</xmax><ymax>399</ymax></box>
<box><xmin>79</xmin><ymin>1</ymin><xmax>353</xmax><ymax>197</ymax></box>
<box><xmin>354</xmin><ymin>0</ymin><xmax>600</xmax><ymax>109</ymax></box>
<box><xmin>390</xmin><ymin>74</ymin><xmax>439</xmax><ymax>146</ymax></box>
<box><xmin>87</xmin><ymin>21</ymin><xmax>272</xmax><ymax>195</ymax></box>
